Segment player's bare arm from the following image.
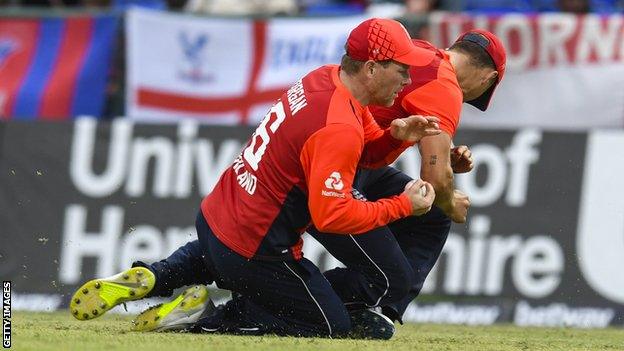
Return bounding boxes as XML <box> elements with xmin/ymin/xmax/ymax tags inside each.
<box><xmin>418</xmin><ymin>132</ymin><xmax>470</xmax><ymax>223</ymax></box>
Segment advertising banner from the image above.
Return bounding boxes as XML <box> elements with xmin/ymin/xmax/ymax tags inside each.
<box><xmin>427</xmin><ymin>13</ymin><xmax>624</xmax><ymax>130</ymax></box>
<box><xmin>0</xmin><ymin>15</ymin><xmax>118</xmax><ymax>119</ymax></box>
<box><xmin>126</xmin><ymin>10</ymin><xmax>624</xmax><ymax>129</ymax></box>
<box><xmin>399</xmin><ymin>129</ymin><xmax>624</xmax><ymax>327</ymax></box>
<box><xmin>0</xmin><ymin>119</ymin><xmax>622</xmax><ymax>327</ymax></box>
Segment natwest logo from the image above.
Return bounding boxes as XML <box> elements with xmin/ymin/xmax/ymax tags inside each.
<box><xmin>324</xmin><ymin>171</ymin><xmax>344</xmax><ymax>190</ymax></box>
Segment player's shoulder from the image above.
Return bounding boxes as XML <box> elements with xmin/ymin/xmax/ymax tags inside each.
<box><xmin>288</xmin><ymin>65</ymin><xmax>338</xmax><ymax>117</ymax></box>
<box><xmin>302</xmin><ymin>65</ymin><xmax>365</xmax><ymax>127</ymax></box>
<box><xmin>402</xmin><ymin>42</ymin><xmax>447</xmax><ymax>93</ymax></box>
<box><xmin>301</xmin><ymin>65</ymin><xmax>338</xmax><ymax>94</ymax></box>
<box><xmin>401</xmin><ymin>68</ymin><xmax>462</xmax><ymax>112</ymax></box>
<box><xmin>399</xmin><ymin>49</ymin><xmax>462</xmax><ymax>115</ymax></box>
<box><xmin>286</xmin><ymin>65</ymin><xmax>362</xmax><ymax>134</ymax></box>
<box><xmin>325</xmin><ymin>95</ymin><xmax>366</xmax><ymax>132</ymax></box>
<box><xmin>404</xmin><ymin>48</ymin><xmax>460</xmax><ymax>98</ymax></box>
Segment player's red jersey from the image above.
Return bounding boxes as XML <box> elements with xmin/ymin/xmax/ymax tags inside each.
<box><xmin>201</xmin><ymin>65</ymin><xmax>413</xmax><ymax>261</ymax></box>
<box><xmin>370</xmin><ymin>40</ymin><xmax>463</xmax><ymax>138</ymax></box>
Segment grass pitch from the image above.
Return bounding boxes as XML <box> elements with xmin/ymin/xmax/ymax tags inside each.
<box><xmin>11</xmin><ymin>311</ymin><xmax>624</xmax><ymax>351</ymax></box>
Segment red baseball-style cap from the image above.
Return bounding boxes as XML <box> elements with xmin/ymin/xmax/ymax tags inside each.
<box><xmin>346</xmin><ymin>18</ymin><xmax>435</xmax><ymax>67</ymax></box>
<box><xmin>455</xmin><ymin>29</ymin><xmax>506</xmax><ymax>111</ymax></box>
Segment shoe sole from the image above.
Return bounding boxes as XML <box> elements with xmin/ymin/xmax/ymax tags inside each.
<box><xmin>132</xmin><ymin>285</ymin><xmax>212</xmax><ymax>332</ymax></box>
<box><xmin>350</xmin><ymin>309</ymin><xmax>395</xmax><ymax>340</ymax></box>
<box><xmin>69</xmin><ymin>267</ymin><xmax>155</xmax><ymax>321</ymax></box>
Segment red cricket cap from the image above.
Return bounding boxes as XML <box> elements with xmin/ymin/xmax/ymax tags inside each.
<box><xmin>346</xmin><ymin>18</ymin><xmax>435</xmax><ymax>67</ymax></box>
<box><xmin>456</xmin><ymin>29</ymin><xmax>506</xmax><ymax>111</ymax></box>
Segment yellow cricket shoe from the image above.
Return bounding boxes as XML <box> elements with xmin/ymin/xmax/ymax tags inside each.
<box><xmin>69</xmin><ymin>267</ymin><xmax>155</xmax><ymax>321</ymax></box>
<box><xmin>132</xmin><ymin>285</ymin><xmax>214</xmax><ymax>332</ymax></box>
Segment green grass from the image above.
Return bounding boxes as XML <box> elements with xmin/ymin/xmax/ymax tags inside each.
<box><xmin>10</xmin><ymin>311</ymin><xmax>624</xmax><ymax>351</ymax></box>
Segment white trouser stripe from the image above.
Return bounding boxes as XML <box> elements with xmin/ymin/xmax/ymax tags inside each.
<box><xmin>283</xmin><ymin>262</ymin><xmax>333</xmax><ymax>337</ymax></box>
<box><xmin>349</xmin><ymin>234</ymin><xmax>389</xmax><ymax>307</ymax></box>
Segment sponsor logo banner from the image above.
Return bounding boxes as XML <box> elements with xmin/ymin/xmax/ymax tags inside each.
<box><xmin>0</xmin><ymin>119</ymin><xmax>622</xmax><ymax>326</ymax></box>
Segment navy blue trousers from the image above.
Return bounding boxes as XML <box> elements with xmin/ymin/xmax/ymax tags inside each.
<box><xmin>136</xmin><ymin>212</ymin><xmax>350</xmax><ymax>337</ymax></box>
<box><xmin>309</xmin><ymin>166</ymin><xmax>451</xmax><ymax>322</ymax></box>
<box><xmin>136</xmin><ymin>166</ymin><xmax>448</xmax><ymax>334</ymax></box>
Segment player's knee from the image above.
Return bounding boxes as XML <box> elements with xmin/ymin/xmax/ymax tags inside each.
<box><xmin>361</xmin><ymin>264</ymin><xmax>414</xmax><ymax>305</ymax></box>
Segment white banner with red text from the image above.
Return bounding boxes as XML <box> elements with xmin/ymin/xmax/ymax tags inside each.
<box><xmin>427</xmin><ymin>12</ymin><xmax>624</xmax><ymax>130</ymax></box>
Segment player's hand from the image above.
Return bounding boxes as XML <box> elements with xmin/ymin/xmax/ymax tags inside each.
<box><xmin>403</xmin><ymin>179</ymin><xmax>435</xmax><ymax>216</ymax></box>
<box><xmin>451</xmin><ymin>145</ymin><xmax>473</xmax><ymax>173</ymax></box>
<box><xmin>447</xmin><ymin>189</ymin><xmax>470</xmax><ymax>223</ymax></box>
<box><xmin>390</xmin><ymin>115</ymin><xmax>441</xmax><ymax>143</ymax></box>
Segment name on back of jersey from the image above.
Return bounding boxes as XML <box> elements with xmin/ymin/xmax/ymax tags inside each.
<box><xmin>286</xmin><ymin>79</ymin><xmax>307</xmax><ymax>116</ymax></box>
<box><xmin>230</xmin><ymin>80</ymin><xmax>307</xmax><ymax>196</ymax></box>
<box><xmin>233</xmin><ymin>154</ymin><xmax>257</xmax><ymax>195</ymax></box>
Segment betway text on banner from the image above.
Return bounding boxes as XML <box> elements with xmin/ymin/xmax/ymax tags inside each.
<box><xmin>0</xmin><ymin>15</ymin><xmax>118</xmax><ymax>120</ymax></box>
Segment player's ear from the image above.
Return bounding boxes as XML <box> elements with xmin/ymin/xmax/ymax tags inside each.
<box><xmin>481</xmin><ymin>70</ymin><xmax>497</xmax><ymax>86</ymax></box>
<box><xmin>487</xmin><ymin>70</ymin><xmax>498</xmax><ymax>83</ymax></box>
<box><xmin>364</xmin><ymin>60</ymin><xmax>376</xmax><ymax>76</ymax></box>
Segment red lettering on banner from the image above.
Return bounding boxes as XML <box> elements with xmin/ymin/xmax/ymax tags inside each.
<box><xmin>577</xmin><ymin>15</ymin><xmax>623</xmax><ymax>63</ymax></box>
<box><xmin>430</xmin><ymin>13</ymin><xmax>624</xmax><ymax>70</ymax></box>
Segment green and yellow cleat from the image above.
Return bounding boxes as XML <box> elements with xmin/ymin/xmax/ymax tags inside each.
<box><xmin>69</xmin><ymin>267</ymin><xmax>155</xmax><ymax>321</ymax></box>
<box><xmin>132</xmin><ymin>285</ymin><xmax>214</xmax><ymax>332</ymax></box>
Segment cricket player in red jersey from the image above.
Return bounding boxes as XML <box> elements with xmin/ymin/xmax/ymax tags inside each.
<box><xmin>68</xmin><ymin>18</ymin><xmax>443</xmax><ymax>338</ymax></box>
<box><xmin>309</xmin><ymin>30</ymin><xmax>507</xmax><ymax>327</ymax></box>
